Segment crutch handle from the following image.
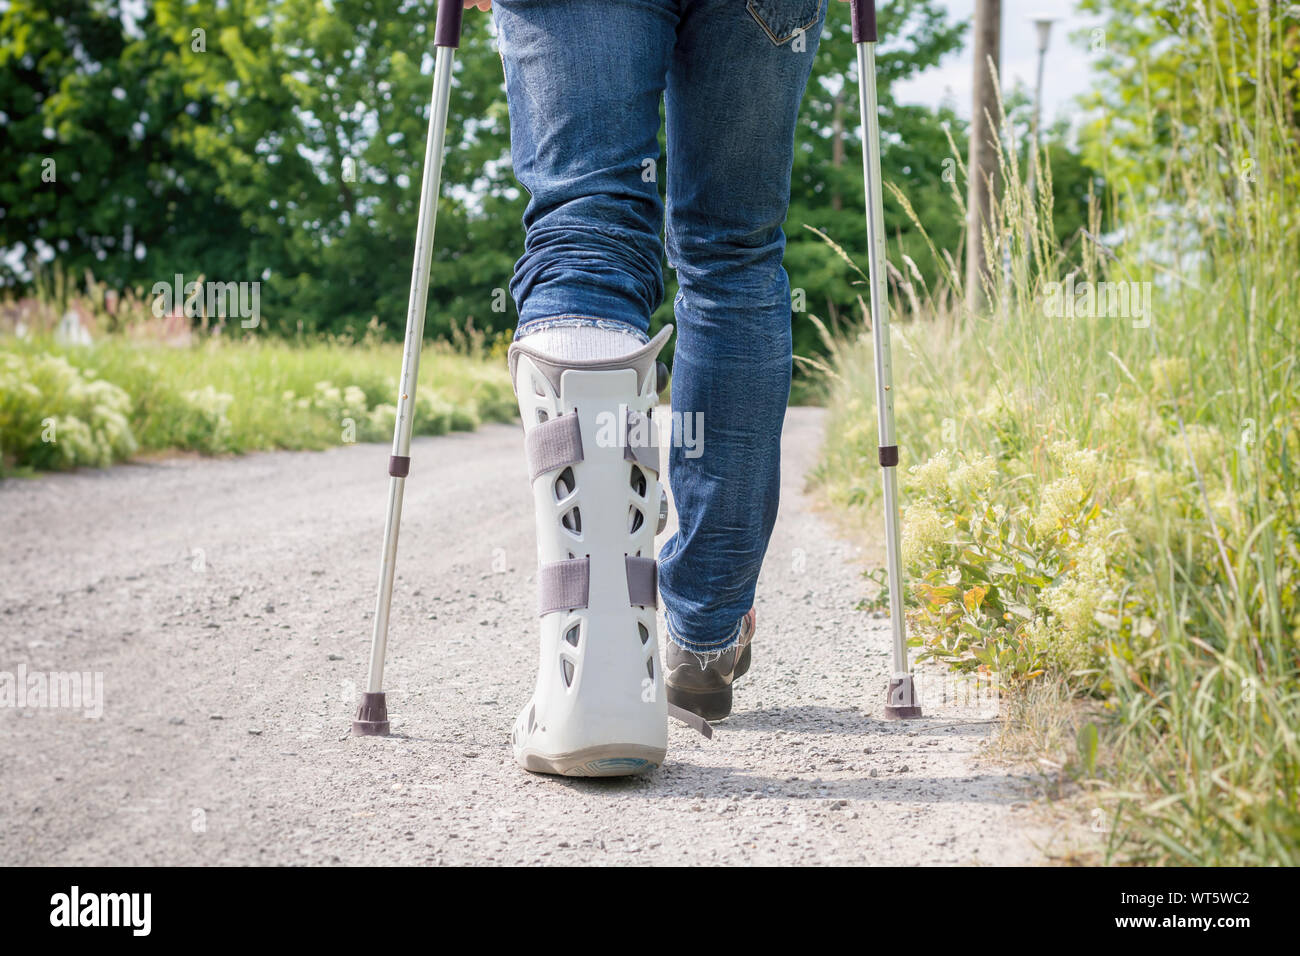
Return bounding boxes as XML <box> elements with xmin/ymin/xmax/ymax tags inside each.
<box><xmin>435</xmin><ymin>0</ymin><xmax>465</xmax><ymax>47</ymax></box>
<box><xmin>850</xmin><ymin>0</ymin><xmax>878</xmax><ymax>44</ymax></box>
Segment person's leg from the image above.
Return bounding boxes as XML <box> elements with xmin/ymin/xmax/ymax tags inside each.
<box><xmin>494</xmin><ymin>0</ymin><xmax>680</xmax><ymax>775</ymax></box>
<box><xmin>658</xmin><ymin>0</ymin><xmax>826</xmax><ymax>655</ymax></box>
<box><xmin>493</xmin><ymin>0</ymin><xmax>675</xmax><ymax>340</ymax></box>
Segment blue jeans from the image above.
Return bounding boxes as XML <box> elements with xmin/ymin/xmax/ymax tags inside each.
<box><xmin>496</xmin><ymin>0</ymin><xmax>826</xmax><ymax>651</ymax></box>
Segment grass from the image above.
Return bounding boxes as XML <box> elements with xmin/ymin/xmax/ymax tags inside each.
<box><xmin>0</xmin><ymin>331</ymin><xmax>516</xmax><ymax>474</ymax></box>
<box><xmin>811</xmin><ymin>6</ymin><xmax>1298</xmax><ymax>864</ymax></box>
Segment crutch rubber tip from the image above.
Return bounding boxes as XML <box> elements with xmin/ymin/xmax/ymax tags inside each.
<box><xmin>883</xmin><ymin>676</ymin><xmax>922</xmax><ymax>720</ymax></box>
<box><xmin>351</xmin><ymin>691</ymin><xmax>391</xmax><ymax>736</ymax></box>
<box><xmin>884</xmin><ymin>704</ymin><xmax>923</xmax><ymax>719</ymax></box>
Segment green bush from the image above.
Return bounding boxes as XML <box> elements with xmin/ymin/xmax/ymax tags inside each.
<box><xmin>813</xmin><ymin>4</ymin><xmax>1299</xmax><ymax>865</ymax></box>
<box><xmin>0</xmin><ymin>352</ymin><xmax>137</xmax><ymax>469</ymax></box>
<box><xmin>0</xmin><ymin>336</ymin><xmax>516</xmax><ymax>473</ymax></box>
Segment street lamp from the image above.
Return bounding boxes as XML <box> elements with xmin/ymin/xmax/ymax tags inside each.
<box><xmin>1034</xmin><ymin>16</ymin><xmax>1056</xmax><ymax>55</ymax></box>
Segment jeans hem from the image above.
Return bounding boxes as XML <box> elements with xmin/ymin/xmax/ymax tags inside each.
<box><xmin>664</xmin><ymin>609</ymin><xmax>743</xmax><ymax>654</ymax></box>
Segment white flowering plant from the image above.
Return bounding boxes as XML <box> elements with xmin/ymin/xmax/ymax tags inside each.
<box><xmin>0</xmin><ymin>352</ymin><xmax>137</xmax><ymax>470</ymax></box>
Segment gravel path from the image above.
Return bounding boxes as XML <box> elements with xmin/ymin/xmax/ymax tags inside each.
<box><xmin>1</xmin><ymin>407</ymin><xmax>1055</xmax><ymax>865</ymax></box>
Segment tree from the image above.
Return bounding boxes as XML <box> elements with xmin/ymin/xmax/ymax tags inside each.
<box><xmin>154</xmin><ymin>0</ymin><xmax>524</xmax><ymax>336</ymax></box>
<box><xmin>1076</xmin><ymin>0</ymin><xmax>1300</xmax><ymax>196</ymax></box>
<box><xmin>4</xmin><ymin>0</ymin><xmax>1107</xmax><ymax>356</ymax></box>
<box><xmin>784</xmin><ymin>0</ymin><xmax>967</xmax><ymax>354</ymax></box>
<box><xmin>0</xmin><ymin>0</ymin><xmax>253</xmax><ymax>291</ymax></box>
<box><xmin>785</xmin><ymin>99</ymin><xmax>968</xmax><ymax>325</ymax></box>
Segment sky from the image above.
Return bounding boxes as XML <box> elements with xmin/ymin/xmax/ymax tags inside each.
<box><xmin>892</xmin><ymin>0</ymin><xmax>1106</xmax><ymax>125</ymax></box>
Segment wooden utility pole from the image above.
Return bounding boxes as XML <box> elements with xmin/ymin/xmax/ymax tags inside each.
<box><xmin>966</xmin><ymin>0</ymin><xmax>1001</xmax><ymax>314</ymax></box>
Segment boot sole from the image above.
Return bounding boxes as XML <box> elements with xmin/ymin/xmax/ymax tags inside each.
<box><xmin>666</xmin><ymin>682</ymin><xmax>734</xmax><ymax>722</ymax></box>
<box><xmin>517</xmin><ymin>743</ymin><xmax>665</xmax><ymax>777</ymax></box>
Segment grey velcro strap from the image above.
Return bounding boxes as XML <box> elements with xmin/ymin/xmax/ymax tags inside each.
<box><xmin>625</xmin><ymin>555</ymin><xmax>658</xmax><ymax>609</ymax></box>
<box><xmin>526</xmin><ymin>414</ymin><xmax>584</xmax><ymax>482</ymax></box>
<box><xmin>668</xmin><ymin>703</ymin><xmax>714</xmax><ymax>739</ymax></box>
<box><xmin>538</xmin><ymin>557</ymin><xmax>590</xmax><ymax>615</ymax></box>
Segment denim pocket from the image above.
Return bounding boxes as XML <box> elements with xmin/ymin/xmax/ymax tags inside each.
<box><xmin>745</xmin><ymin>0</ymin><xmax>824</xmax><ymax>46</ymax></box>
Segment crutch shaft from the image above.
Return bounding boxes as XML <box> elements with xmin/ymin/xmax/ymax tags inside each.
<box><xmin>365</xmin><ymin>46</ymin><xmax>457</xmax><ymax>694</ymax></box>
<box><xmin>354</xmin><ymin>0</ymin><xmax>463</xmax><ymax>734</ymax></box>
<box><xmin>851</xmin><ymin>0</ymin><xmax>921</xmax><ymax>717</ymax></box>
<box><xmin>855</xmin><ymin>41</ymin><xmax>903</xmax><ymax>664</ymax></box>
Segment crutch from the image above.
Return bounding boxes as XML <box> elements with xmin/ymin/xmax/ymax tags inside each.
<box><xmin>851</xmin><ymin>0</ymin><xmax>921</xmax><ymax>719</ymax></box>
<box><xmin>353</xmin><ymin>0</ymin><xmax>464</xmax><ymax>735</ymax></box>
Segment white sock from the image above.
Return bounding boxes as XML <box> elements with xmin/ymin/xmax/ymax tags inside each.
<box><xmin>518</xmin><ymin>323</ymin><xmax>643</xmax><ymax>362</ymax></box>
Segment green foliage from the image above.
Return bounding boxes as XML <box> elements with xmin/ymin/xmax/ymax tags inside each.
<box><xmin>1</xmin><ymin>1</ymin><xmax>525</xmax><ymax>338</ymax></box>
<box><xmin>786</xmin><ymin>8</ymin><xmax>1100</xmax><ymax>360</ymax></box>
<box><xmin>786</xmin><ymin>0</ymin><xmax>967</xmax><ymax>343</ymax></box>
<box><xmin>0</xmin><ymin>332</ymin><xmax>515</xmax><ymax>473</ymax></box>
<box><xmin>895</xmin><ymin>446</ymin><xmax>1110</xmax><ymax>682</ymax></box>
<box><xmin>152</xmin><ymin>0</ymin><xmax>526</xmax><ymax>338</ymax></box>
<box><xmin>0</xmin><ymin>0</ymin><xmax>254</xmax><ymax>288</ymax></box>
<box><xmin>1077</xmin><ymin>0</ymin><xmax>1300</xmax><ymax>195</ymax></box>
<box><xmin>1077</xmin><ymin>721</ymin><xmax>1099</xmax><ymax>777</ymax></box>
<box><xmin>0</xmin><ymin>351</ymin><xmax>137</xmax><ymax>468</ymax></box>
<box><xmin>1</xmin><ymin>1</ymin><xmax>1100</xmax><ymax>365</ymax></box>
<box><xmin>814</xmin><ymin>3</ymin><xmax>1300</xmax><ymax>864</ymax></box>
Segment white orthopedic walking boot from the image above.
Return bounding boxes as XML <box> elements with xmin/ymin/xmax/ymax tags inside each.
<box><xmin>507</xmin><ymin>325</ymin><xmax>673</xmax><ymax>776</ymax></box>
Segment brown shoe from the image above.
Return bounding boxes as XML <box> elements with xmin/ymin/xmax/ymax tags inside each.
<box><xmin>664</xmin><ymin>608</ymin><xmax>756</xmax><ymax>722</ymax></box>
